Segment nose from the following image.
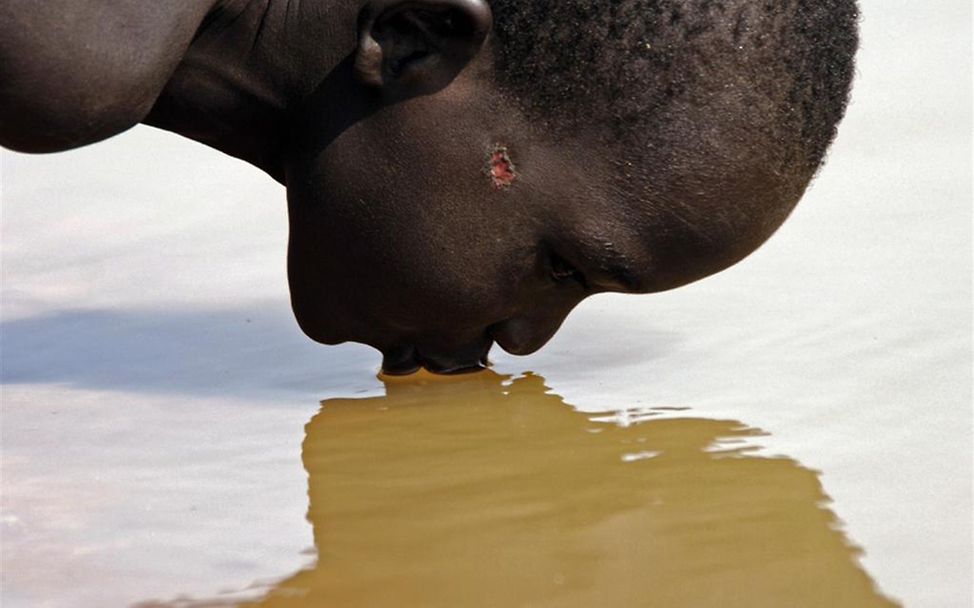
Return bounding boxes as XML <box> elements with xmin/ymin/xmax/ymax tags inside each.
<box><xmin>490</xmin><ymin>303</ymin><xmax>576</xmax><ymax>356</ymax></box>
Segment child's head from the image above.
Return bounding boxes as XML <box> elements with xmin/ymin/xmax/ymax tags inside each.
<box><xmin>285</xmin><ymin>0</ymin><xmax>859</xmax><ymax>373</ymax></box>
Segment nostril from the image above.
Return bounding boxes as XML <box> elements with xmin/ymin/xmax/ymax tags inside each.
<box><xmin>490</xmin><ymin>300</ymin><xmax>578</xmax><ymax>357</ymax></box>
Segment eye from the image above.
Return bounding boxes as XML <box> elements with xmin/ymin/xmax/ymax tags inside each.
<box><xmin>548</xmin><ymin>250</ymin><xmax>588</xmax><ymax>289</ymax></box>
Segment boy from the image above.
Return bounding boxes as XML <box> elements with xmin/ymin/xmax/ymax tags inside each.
<box><xmin>0</xmin><ymin>0</ymin><xmax>859</xmax><ymax>373</ymax></box>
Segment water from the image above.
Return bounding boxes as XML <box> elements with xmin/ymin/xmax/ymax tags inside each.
<box><xmin>138</xmin><ymin>371</ymin><xmax>896</xmax><ymax>607</ymax></box>
<box><xmin>2</xmin><ymin>0</ymin><xmax>971</xmax><ymax>606</ymax></box>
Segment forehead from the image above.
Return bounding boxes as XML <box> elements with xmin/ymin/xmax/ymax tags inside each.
<box><xmin>554</xmin><ymin>131</ymin><xmax>808</xmax><ymax>292</ymax></box>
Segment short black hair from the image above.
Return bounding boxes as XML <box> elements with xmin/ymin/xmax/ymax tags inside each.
<box><xmin>488</xmin><ymin>0</ymin><xmax>859</xmax><ymax>175</ymax></box>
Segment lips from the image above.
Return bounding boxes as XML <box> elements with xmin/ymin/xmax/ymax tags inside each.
<box><xmin>379</xmin><ymin>307</ymin><xmax>571</xmax><ymax>375</ymax></box>
<box><xmin>380</xmin><ymin>336</ymin><xmax>494</xmax><ymax>375</ymax></box>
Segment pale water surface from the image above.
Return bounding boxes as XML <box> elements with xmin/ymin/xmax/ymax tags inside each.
<box><xmin>2</xmin><ymin>1</ymin><xmax>971</xmax><ymax>607</ymax></box>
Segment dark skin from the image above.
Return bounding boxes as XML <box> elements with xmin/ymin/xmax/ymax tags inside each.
<box><xmin>1</xmin><ymin>0</ymin><xmax>808</xmax><ymax>374</ymax></box>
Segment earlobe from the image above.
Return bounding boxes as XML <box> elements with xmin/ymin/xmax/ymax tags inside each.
<box><xmin>354</xmin><ymin>0</ymin><xmax>492</xmax><ymax>98</ymax></box>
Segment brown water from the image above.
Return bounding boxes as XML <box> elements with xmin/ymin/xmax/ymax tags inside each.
<box><xmin>134</xmin><ymin>371</ymin><xmax>895</xmax><ymax>608</ymax></box>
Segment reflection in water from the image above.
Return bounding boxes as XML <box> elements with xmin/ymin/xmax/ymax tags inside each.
<box><xmin>142</xmin><ymin>371</ymin><xmax>898</xmax><ymax>607</ymax></box>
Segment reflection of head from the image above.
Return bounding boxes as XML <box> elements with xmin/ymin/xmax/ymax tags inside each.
<box><xmin>198</xmin><ymin>371</ymin><xmax>894</xmax><ymax>608</ymax></box>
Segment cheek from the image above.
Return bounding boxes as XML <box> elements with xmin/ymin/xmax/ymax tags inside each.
<box><xmin>287</xmin><ymin>160</ymin><xmax>538</xmax><ymax>333</ymax></box>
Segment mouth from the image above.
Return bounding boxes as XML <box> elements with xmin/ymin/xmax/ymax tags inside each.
<box><xmin>380</xmin><ymin>336</ymin><xmax>494</xmax><ymax>376</ymax></box>
<box><xmin>377</xmin><ymin>311</ymin><xmax>565</xmax><ymax>375</ymax></box>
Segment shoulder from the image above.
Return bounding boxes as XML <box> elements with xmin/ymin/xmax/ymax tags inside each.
<box><xmin>0</xmin><ymin>0</ymin><xmax>214</xmax><ymax>152</ymax></box>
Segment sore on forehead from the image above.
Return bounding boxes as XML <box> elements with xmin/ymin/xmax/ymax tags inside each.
<box><xmin>489</xmin><ymin>145</ymin><xmax>516</xmax><ymax>188</ymax></box>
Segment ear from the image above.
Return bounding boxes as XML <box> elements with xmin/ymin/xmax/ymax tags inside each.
<box><xmin>354</xmin><ymin>0</ymin><xmax>492</xmax><ymax>97</ymax></box>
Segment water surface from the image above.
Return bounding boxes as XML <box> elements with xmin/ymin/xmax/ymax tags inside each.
<box><xmin>137</xmin><ymin>372</ymin><xmax>896</xmax><ymax>607</ymax></box>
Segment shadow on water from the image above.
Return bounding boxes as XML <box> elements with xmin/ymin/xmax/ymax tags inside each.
<box><xmin>138</xmin><ymin>371</ymin><xmax>899</xmax><ymax>608</ymax></box>
<box><xmin>0</xmin><ymin>306</ymin><xmax>677</xmax><ymax>398</ymax></box>
<box><xmin>0</xmin><ymin>306</ymin><xmax>378</xmax><ymax>398</ymax></box>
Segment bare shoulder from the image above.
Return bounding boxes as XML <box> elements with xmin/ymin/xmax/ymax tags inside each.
<box><xmin>0</xmin><ymin>0</ymin><xmax>214</xmax><ymax>152</ymax></box>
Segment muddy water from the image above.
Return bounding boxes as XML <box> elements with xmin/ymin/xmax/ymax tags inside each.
<box><xmin>134</xmin><ymin>371</ymin><xmax>895</xmax><ymax>608</ymax></box>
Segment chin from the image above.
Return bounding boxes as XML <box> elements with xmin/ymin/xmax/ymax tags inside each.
<box><xmin>289</xmin><ymin>310</ymin><xmax>356</xmax><ymax>347</ymax></box>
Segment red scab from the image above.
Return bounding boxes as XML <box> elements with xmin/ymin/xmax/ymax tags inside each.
<box><xmin>489</xmin><ymin>146</ymin><xmax>516</xmax><ymax>189</ymax></box>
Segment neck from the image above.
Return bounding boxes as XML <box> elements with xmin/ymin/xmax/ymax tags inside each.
<box><xmin>143</xmin><ymin>0</ymin><xmax>355</xmax><ymax>184</ymax></box>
